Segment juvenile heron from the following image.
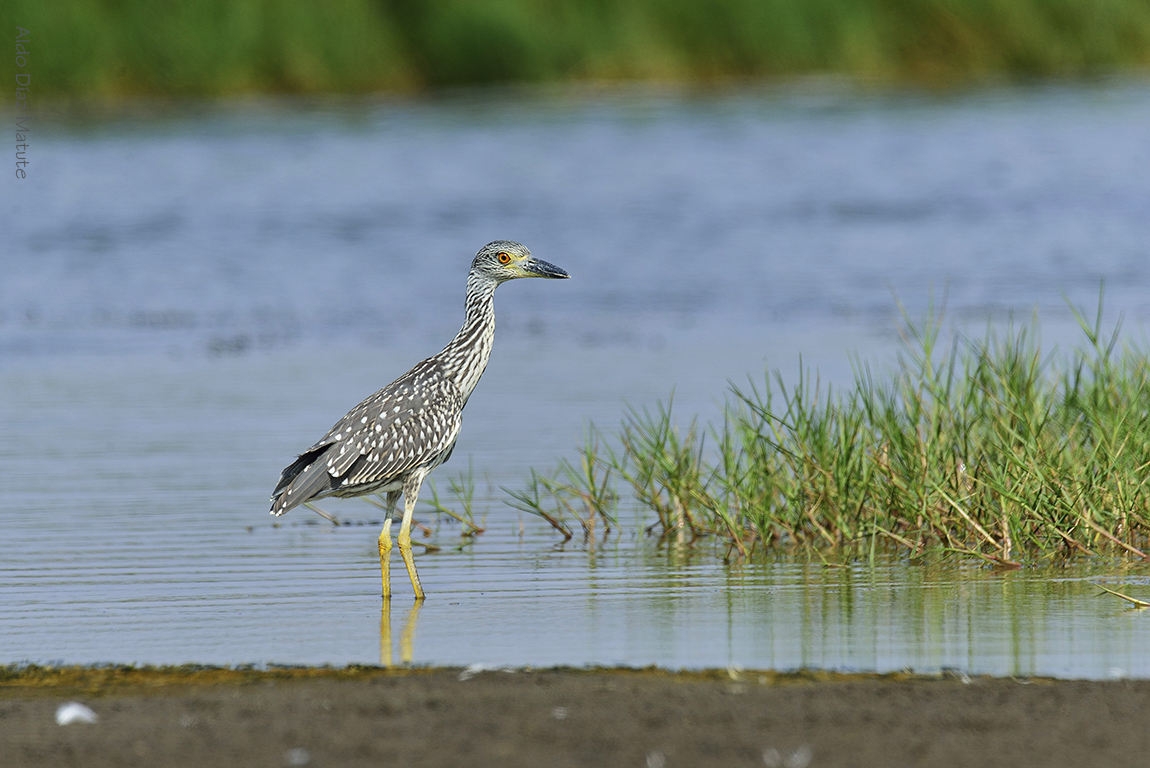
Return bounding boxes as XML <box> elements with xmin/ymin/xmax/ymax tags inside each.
<box><xmin>270</xmin><ymin>241</ymin><xmax>569</xmax><ymax>599</ymax></box>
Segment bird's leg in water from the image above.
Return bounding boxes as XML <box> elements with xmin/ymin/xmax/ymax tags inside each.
<box><xmin>378</xmin><ymin>490</ymin><xmax>401</xmax><ymax>598</ymax></box>
<box><xmin>398</xmin><ymin>470</ymin><xmax>428</xmax><ymax>600</ymax></box>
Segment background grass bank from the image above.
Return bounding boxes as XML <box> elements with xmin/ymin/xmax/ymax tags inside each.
<box><xmin>8</xmin><ymin>0</ymin><xmax>1150</xmax><ymax>97</ymax></box>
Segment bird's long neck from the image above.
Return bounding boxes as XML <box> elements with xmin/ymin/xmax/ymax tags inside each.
<box><xmin>437</xmin><ymin>270</ymin><xmax>498</xmax><ymax>401</ymax></box>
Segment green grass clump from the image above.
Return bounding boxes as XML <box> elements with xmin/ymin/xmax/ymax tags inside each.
<box><xmin>9</xmin><ymin>0</ymin><xmax>1150</xmax><ymax>97</ymax></box>
<box><xmin>517</xmin><ymin>296</ymin><xmax>1150</xmax><ymax>565</ymax></box>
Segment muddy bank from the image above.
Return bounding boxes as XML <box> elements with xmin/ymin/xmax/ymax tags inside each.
<box><xmin>3</xmin><ymin>666</ymin><xmax>1149</xmax><ymax>767</ymax></box>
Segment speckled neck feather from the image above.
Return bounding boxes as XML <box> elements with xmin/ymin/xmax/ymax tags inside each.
<box><xmin>436</xmin><ymin>268</ymin><xmax>500</xmax><ymax>404</ymax></box>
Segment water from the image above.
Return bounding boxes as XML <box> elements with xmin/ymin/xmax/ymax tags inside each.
<box><xmin>4</xmin><ymin>80</ymin><xmax>1150</xmax><ymax>677</ymax></box>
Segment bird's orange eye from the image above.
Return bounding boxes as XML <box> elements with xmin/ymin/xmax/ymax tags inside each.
<box><xmin>497</xmin><ymin>252</ymin><xmax>511</xmax><ymax>264</ymax></box>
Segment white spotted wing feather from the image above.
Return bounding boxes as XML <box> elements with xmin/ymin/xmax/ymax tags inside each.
<box><xmin>271</xmin><ymin>361</ymin><xmax>463</xmax><ymax>515</ymax></box>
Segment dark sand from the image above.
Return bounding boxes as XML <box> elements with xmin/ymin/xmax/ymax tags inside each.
<box><xmin>3</xmin><ymin>666</ymin><xmax>1149</xmax><ymax>767</ymax></box>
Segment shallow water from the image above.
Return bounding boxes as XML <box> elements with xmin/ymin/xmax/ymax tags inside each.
<box><xmin>4</xmin><ymin>80</ymin><xmax>1150</xmax><ymax>676</ymax></box>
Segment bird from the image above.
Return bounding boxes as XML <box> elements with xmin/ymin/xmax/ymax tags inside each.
<box><xmin>270</xmin><ymin>241</ymin><xmax>569</xmax><ymax>599</ymax></box>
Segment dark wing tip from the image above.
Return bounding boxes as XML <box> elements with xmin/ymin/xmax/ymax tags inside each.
<box><xmin>270</xmin><ymin>443</ymin><xmax>336</xmax><ymax>516</ymax></box>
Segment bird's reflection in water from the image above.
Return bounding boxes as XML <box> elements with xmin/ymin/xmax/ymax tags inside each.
<box><xmin>380</xmin><ymin>598</ymin><xmax>423</xmax><ymax>667</ymax></box>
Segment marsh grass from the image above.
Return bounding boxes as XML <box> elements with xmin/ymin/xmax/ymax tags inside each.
<box><xmin>420</xmin><ymin>461</ymin><xmax>486</xmax><ymax>539</ymax></box>
<box><xmin>500</xmin><ymin>428</ymin><xmax>619</xmax><ymax>543</ymax></box>
<box><xmin>14</xmin><ymin>0</ymin><xmax>1150</xmax><ymax>97</ymax></box>
<box><xmin>518</xmin><ymin>295</ymin><xmax>1150</xmax><ymax>565</ymax></box>
<box><xmin>1094</xmin><ymin>582</ymin><xmax>1150</xmax><ymax>608</ymax></box>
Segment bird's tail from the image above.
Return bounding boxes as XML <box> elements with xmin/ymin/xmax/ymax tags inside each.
<box><xmin>270</xmin><ymin>445</ymin><xmax>336</xmax><ymax>516</ymax></box>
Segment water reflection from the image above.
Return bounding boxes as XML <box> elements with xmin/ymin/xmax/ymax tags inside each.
<box><xmin>3</xmin><ymin>498</ymin><xmax>1150</xmax><ymax>678</ymax></box>
<box><xmin>380</xmin><ymin>599</ymin><xmax>423</xmax><ymax>667</ymax></box>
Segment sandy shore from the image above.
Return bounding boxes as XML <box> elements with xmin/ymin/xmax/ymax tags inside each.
<box><xmin>4</xmin><ymin>666</ymin><xmax>1150</xmax><ymax>767</ymax></box>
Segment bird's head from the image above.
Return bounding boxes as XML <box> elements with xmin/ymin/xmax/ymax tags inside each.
<box><xmin>471</xmin><ymin>241</ymin><xmax>570</xmax><ymax>284</ymax></box>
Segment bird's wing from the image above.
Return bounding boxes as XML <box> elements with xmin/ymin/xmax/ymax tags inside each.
<box><xmin>326</xmin><ymin>378</ymin><xmax>464</xmax><ymax>488</ymax></box>
<box><xmin>272</xmin><ymin>371</ymin><xmax>464</xmax><ymax>515</ymax></box>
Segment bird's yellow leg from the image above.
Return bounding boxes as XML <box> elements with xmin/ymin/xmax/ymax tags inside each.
<box><xmin>378</xmin><ymin>518</ymin><xmax>393</xmax><ymax>598</ymax></box>
<box><xmin>398</xmin><ymin>471</ymin><xmax>427</xmax><ymax>600</ymax></box>
<box><xmin>396</xmin><ymin>519</ymin><xmax>425</xmax><ymax>600</ymax></box>
<box><xmin>378</xmin><ymin>490</ymin><xmax>400</xmax><ymax>599</ymax></box>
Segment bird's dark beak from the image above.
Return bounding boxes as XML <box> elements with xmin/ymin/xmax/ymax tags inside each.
<box><xmin>524</xmin><ymin>258</ymin><xmax>570</xmax><ymax>279</ymax></box>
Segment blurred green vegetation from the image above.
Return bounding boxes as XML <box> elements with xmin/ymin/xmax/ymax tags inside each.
<box><xmin>9</xmin><ymin>0</ymin><xmax>1150</xmax><ymax>96</ymax></box>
